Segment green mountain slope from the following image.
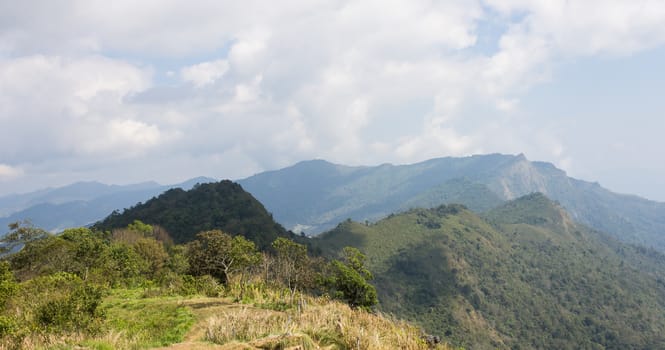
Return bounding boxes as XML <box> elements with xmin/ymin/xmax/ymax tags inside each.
<box><xmin>0</xmin><ymin>177</ymin><xmax>217</xmax><ymax>233</ymax></box>
<box><xmin>93</xmin><ymin>180</ymin><xmax>294</xmax><ymax>248</ymax></box>
<box><xmin>239</xmin><ymin>157</ymin><xmax>507</xmax><ymax>234</ymax></box>
<box><xmin>316</xmin><ymin>194</ymin><xmax>665</xmax><ymax>349</ymax></box>
<box><xmin>240</xmin><ymin>154</ymin><xmax>665</xmax><ymax>251</ymax></box>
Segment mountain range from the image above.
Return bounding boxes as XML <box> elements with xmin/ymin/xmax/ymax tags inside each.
<box><xmin>0</xmin><ymin>177</ymin><xmax>216</xmax><ymax>233</ymax></box>
<box><xmin>239</xmin><ymin>154</ymin><xmax>665</xmax><ymax>251</ymax></box>
<box><xmin>3</xmin><ymin>154</ymin><xmax>665</xmax><ymax>348</ymax></box>
<box><xmin>3</xmin><ymin>153</ymin><xmax>665</xmax><ymax>253</ymax></box>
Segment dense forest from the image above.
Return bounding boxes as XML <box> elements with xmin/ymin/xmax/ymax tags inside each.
<box><xmin>93</xmin><ymin>181</ymin><xmax>298</xmax><ymax>249</ymax></box>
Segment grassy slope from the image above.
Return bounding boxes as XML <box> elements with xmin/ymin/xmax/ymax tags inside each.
<box><xmin>316</xmin><ymin>195</ymin><xmax>665</xmax><ymax>349</ymax></box>
<box><xmin>8</xmin><ymin>286</ymin><xmax>455</xmax><ymax>350</ymax></box>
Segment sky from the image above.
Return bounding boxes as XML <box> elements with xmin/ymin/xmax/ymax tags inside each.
<box><xmin>1</xmin><ymin>1</ymin><xmax>665</xmax><ymax>200</ymax></box>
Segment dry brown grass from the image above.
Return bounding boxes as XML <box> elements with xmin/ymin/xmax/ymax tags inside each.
<box><xmin>0</xmin><ymin>283</ymin><xmax>455</xmax><ymax>350</ymax></box>
<box><xmin>205</xmin><ymin>290</ymin><xmax>454</xmax><ymax>350</ymax></box>
<box><xmin>0</xmin><ymin>330</ymin><xmax>139</xmax><ymax>350</ymax></box>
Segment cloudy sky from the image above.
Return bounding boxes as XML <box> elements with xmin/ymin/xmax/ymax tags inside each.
<box><xmin>1</xmin><ymin>1</ymin><xmax>665</xmax><ymax>200</ymax></box>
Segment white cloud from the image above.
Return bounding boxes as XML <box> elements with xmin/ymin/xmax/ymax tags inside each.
<box><xmin>487</xmin><ymin>0</ymin><xmax>665</xmax><ymax>56</ymax></box>
<box><xmin>1</xmin><ymin>0</ymin><xmax>665</xmax><ymax>195</ymax></box>
<box><xmin>0</xmin><ymin>164</ymin><xmax>22</xmax><ymax>180</ymax></box>
<box><xmin>181</xmin><ymin>59</ymin><xmax>230</xmax><ymax>87</ymax></box>
<box><xmin>79</xmin><ymin>119</ymin><xmax>164</xmax><ymax>157</ymax></box>
<box><xmin>395</xmin><ymin>117</ymin><xmax>478</xmax><ymax>161</ymax></box>
<box><xmin>0</xmin><ymin>55</ymin><xmax>154</xmax><ymax>163</ymax></box>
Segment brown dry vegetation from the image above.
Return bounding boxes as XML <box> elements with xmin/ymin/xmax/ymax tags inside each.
<box><xmin>187</xmin><ymin>285</ymin><xmax>454</xmax><ymax>350</ymax></box>
<box><xmin>1</xmin><ymin>284</ymin><xmax>455</xmax><ymax>350</ymax></box>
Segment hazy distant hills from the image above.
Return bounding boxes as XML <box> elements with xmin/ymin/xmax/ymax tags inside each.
<box><xmin>0</xmin><ymin>177</ymin><xmax>216</xmax><ymax>233</ymax></box>
<box><xmin>315</xmin><ymin>194</ymin><xmax>665</xmax><ymax>349</ymax></box>
<box><xmin>239</xmin><ymin>154</ymin><xmax>665</xmax><ymax>251</ymax></box>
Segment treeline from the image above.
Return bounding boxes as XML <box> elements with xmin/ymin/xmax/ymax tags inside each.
<box><xmin>0</xmin><ymin>220</ymin><xmax>377</xmax><ymax>347</ymax></box>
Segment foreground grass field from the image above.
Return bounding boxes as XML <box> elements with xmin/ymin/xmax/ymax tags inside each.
<box><xmin>4</xmin><ymin>285</ymin><xmax>455</xmax><ymax>350</ymax></box>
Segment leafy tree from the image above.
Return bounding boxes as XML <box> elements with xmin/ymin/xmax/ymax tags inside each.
<box><xmin>9</xmin><ymin>235</ymin><xmax>75</xmax><ymax>280</ymax></box>
<box><xmin>166</xmin><ymin>245</ymin><xmax>190</xmax><ymax>276</ymax></box>
<box><xmin>1</xmin><ymin>220</ymin><xmax>49</xmax><ymax>255</ymax></box>
<box><xmin>271</xmin><ymin>238</ymin><xmax>310</xmax><ymax>294</ymax></box>
<box><xmin>326</xmin><ymin>247</ymin><xmax>378</xmax><ymax>310</ymax></box>
<box><xmin>187</xmin><ymin>230</ymin><xmax>261</xmax><ymax>284</ymax></box>
<box><xmin>127</xmin><ymin>220</ymin><xmax>153</xmax><ymax>236</ymax></box>
<box><xmin>132</xmin><ymin>237</ymin><xmax>169</xmax><ymax>279</ymax></box>
<box><xmin>105</xmin><ymin>243</ymin><xmax>148</xmax><ymax>286</ymax></box>
<box><xmin>61</xmin><ymin>228</ymin><xmax>110</xmax><ymax>281</ymax></box>
<box><xmin>3</xmin><ymin>220</ymin><xmax>48</xmax><ymax>242</ymax></box>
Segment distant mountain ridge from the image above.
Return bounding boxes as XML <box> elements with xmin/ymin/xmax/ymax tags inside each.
<box><xmin>239</xmin><ymin>154</ymin><xmax>665</xmax><ymax>251</ymax></box>
<box><xmin>0</xmin><ymin>177</ymin><xmax>217</xmax><ymax>233</ymax></box>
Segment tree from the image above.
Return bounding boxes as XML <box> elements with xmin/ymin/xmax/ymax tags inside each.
<box><xmin>326</xmin><ymin>247</ymin><xmax>378</xmax><ymax>310</ymax></box>
<box><xmin>271</xmin><ymin>237</ymin><xmax>310</xmax><ymax>295</ymax></box>
<box><xmin>61</xmin><ymin>228</ymin><xmax>110</xmax><ymax>281</ymax></box>
<box><xmin>1</xmin><ymin>220</ymin><xmax>49</xmax><ymax>255</ymax></box>
<box><xmin>132</xmin><ymin>237</ymin><xmax>169</xmax><ymax>279</ymax></box>
<box><xmin>187</xmin><ymin>230</ymin><xmax>261</xmax><ymax>284</ymax></box>
<box><xmin>9</xmin><ymin>235</ymin><xmax>75</xmax><ymax>280</ymax></box>
<box><xmin>106</xmin><ymin>242</ymin><xmax>147</xmax><ymax>286</ymax></box>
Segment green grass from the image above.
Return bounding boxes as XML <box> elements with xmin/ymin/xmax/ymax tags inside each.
<box><xmin>100</xmin><ymin>289</ymin><xmax>196</xmax><ymax>348</ymax></box>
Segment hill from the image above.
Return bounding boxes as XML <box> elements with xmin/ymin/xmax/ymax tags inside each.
<box><xmin>93</xmin><ymin>180</ymin><xmax>294</xmax><ymax>248</ymax></box>
<box><xmin>0</xmin><ymin>220</ymin><xmax>450</xmax><ymax>349</ymax></box>
<box><xmin>0</xmin><ymin>177</ymin><xmax>217</xmax><ymax>233</ymax></box>
<box><xmin>239</xmin><ymin>154</ymin><xmax>665</xmax><ymax>251</ymax></box>
<box><xmin>315</xmin><ymin>194</ymin><xmax>665</xmax><ymax>349</ymax></box>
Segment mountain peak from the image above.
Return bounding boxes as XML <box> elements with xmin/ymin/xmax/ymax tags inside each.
<box><xmin>486</xmin><ymin>192</ymin><xmax>574</xmax><ymax>230</ymax></box>
<box><xmin>93</xmin><ymin>180</ymin><xmax>294</xmax><ymax>248</ymax></box>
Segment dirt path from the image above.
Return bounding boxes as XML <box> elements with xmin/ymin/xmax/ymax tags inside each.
<box><xmin>151</xmin><ymin>297</ymin><xmax>320</xmax><ymax>350</ymax></box>
<box><xmin>151</xmin><ymin>297</ymin><xmax>233</xmax><ymax>350</ymax></box>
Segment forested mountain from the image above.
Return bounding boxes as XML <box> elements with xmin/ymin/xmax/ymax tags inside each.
<box><xmin>239</xmin><ymin>154</ymin><xmax>665</xmax><ymax>251</ymax></box>
<box><xmin>0</xmin><ymin>177</ymin><xmax>216</xmax><ymax>233</ymax></box>
<box><xmin>315</xmin><ymin>194</ymin><xmax>665</xmax><ymax>349</ymax></box>
<box><xmin>93</xmin><ymin>180</ymin><xmax>296</xmax><ymax>248</ymax></box>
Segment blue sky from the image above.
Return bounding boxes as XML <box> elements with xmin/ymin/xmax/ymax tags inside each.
<box><xmin>1</xmin><ymin>1</ymin><xmax>665</xmax><ymax>200</ymax></box>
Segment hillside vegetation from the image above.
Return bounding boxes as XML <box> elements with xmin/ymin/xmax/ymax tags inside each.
<box><xmin>94</xmin><ymin>181</ymin><xmax>294</xmax><ymax>249</ymax></box>
<box><xmin>0</xmin><ymin>218</ymin><xmax>453</xmax><ymax>349</ymax></box>
<box><xmin>316</xmin><ymin>193</ymin><xmax>665</xmax><ymax>349</ymax></box>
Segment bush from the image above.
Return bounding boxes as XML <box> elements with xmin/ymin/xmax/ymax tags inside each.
<box><xmin>325</xmin><ymin>247</ymin><xmax>378</xmax><ymax>310</ymax></box>
<box><xmin>0</xmin><ymin>261</ymin><xmax>18</xmax><ymax>309</ymax></box>
<box><xmin>19</xmin><ymin>273</ymin><xmax>106</xmax><ymax>333</ymax></box>
<box><xmin>36</xmin><ymin>283</ymin><xmax>105</xmax><ymax>332</ymax></box>
<box><xmin>157</xmin><ymin>273</ymin><xmax>221</xmax><ymax>297</ymax></box>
